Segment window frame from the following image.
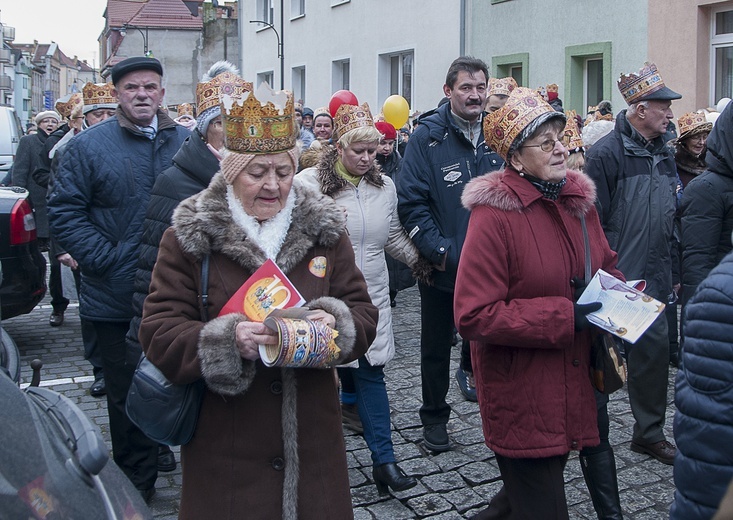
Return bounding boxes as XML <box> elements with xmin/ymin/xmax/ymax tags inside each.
<box><xmin>564</xmin><ymin>42</ymin><xmax>612</xmax><ymax>115</ymax></box>
<box><xmin>710</xmin><ymin>7</ymin><xmax>733</xmax><ymax>104</ymax></box>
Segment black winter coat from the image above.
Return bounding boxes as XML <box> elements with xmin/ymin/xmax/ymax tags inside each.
<box><xmin>32</xmin><ymin>123</ymin><xmax>70</xmax><ymax>189</ymax></box>
<box><xmin>397</xmin><ymin>103</ymin><xmax>495</xmax><ymax>292</ymax></box>
<box><xmin>12</xmin><ymin>131</ymin><xmax>50</xmax><ymax>238</ymax></box>
<box><xmin>680</xmin><ymin>102</ymin><xmax>733</xmax><ymax>305</ymax></box>
<box><xmin>672</xmin><ymin>251</ymin><xmax>733</xmax><ymax>520</ymax></box>
<box><xmin>126</xmin><ymin>130</ymin><xmax>220</xmax><ymax>355</ymax></box>
<box><xmin>47</xmin><ymin>108</ymin><xmax>190</xmax><ymax>321</ymax></box>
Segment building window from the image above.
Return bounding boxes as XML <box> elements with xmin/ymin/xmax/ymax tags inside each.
<box><xmin>379</xmin><ymin>50</ymin><xmax>413</xmax><ymax>108</ymax></box>
<box><xmin>257</xmin><ymin>71</ymin><xmax>274</xmax><ymax>88</ymax></box>
<box><xmin>257</xmin><ymin>0</ymin><xmax>274</xmax><ymax>25</ymax></box>
<box><xmin>291</xmin><ymin>0</ymin><xmax>305</xmax><ymax>18</ymax></box>
<box><xmin>712</xmin><ymin>8</ymin><xmax>733</xmax><ymax>103</ymax></box>
<box><xmin>493</xmin><ymin>52</ymin><xmax>528</xmax><ymax>87</ymax></box>
<box><xmin>292</xmin><ymin>66</ymin><xmax>306</xmax><ymax>104</ymax></box>
<box><xmin>332</xmin><ymin>59</ymin><xmax>350</xmax><ymax>92</ymax></box>
<box><xmin>565</xmin><ymin>42</ymin><xmax>612</xmax><ymax>115</ymax></box>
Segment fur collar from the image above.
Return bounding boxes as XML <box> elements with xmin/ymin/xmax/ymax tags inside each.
<box><xmin>172</xmin><ymin>172</ymin><xmax>346</xmax><ymax>274</ymax></box>
<box><xmin>315</xmin><ymin>145</ymin><xmax>384</xmax><ymax>197</ymax></box>
<box><xmin>461</xmin><ymin>168</ymin><xmax>597</xmax><ymax>219</ymax></box>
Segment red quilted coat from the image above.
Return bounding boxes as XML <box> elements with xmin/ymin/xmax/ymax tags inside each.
<box><xmin>455</xmin><ymin>168</ymin><xmax>623</xmax><ymax>458</ymax></box>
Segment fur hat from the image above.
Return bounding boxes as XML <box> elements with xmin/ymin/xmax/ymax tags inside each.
<box><xmin>35</xmin><ymin>111</ymin><xmax>61</xmax><ymax>124</ymax></box>
<box><xmin>196</xmin><ymin>61</ymin><xmax>243</xmax><ymax>136</ymax></box>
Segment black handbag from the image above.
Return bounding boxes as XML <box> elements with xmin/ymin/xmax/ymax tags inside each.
<box><xmin>126</xmin><ymin>254</ymin><xmax>210</xmax><ymax>446</ymax></box>
<box><xmin>581</xmin><ymin>217</ymin><xmax>626</xmax><ymax>394</ymax></box>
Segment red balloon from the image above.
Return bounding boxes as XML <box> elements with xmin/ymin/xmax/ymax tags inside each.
<box><xmin>329</xmin><ymin>90</ymin><xmax>359</xmax><ymax>117</ymax></box>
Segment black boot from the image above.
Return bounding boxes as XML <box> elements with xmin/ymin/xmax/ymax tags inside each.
<box><xmin>580</xmin><ymin>449</ymin><xmax>623</xmax><ymax>520</ymax></box>
<box><xmin>372</xmin><ymin>462</ymin><xmax>417</xmax><ymax>495</ymax></box>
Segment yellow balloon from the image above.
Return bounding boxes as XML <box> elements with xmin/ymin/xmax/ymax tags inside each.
<box><xmin>382</xmin><ymin>95</ymin><xmax>409</xmax><ymax>130</ymax></box>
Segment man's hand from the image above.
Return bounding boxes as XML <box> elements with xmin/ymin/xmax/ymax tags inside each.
<box><xmin>56</xmin><ymin>253</ymin><xmax>78</xmax><ymax>270</ymax></box>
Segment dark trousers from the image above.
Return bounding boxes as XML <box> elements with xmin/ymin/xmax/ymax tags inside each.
<box><xmin>626</xmin><ymin>314</ymin><xmax>670</xmax><ymax>443</ymax></box>
<box><xmin>483</xmin><ymin>453</ymin><xmax>570</xmax><ymax>520</ymax></box>
<box><xmin>418</xmin><ymin>282</ymin><xmax>468</xmax><ymax>426</ymax></box>
<box><xmin>92</xmin><ymin>321</ymin><xmax>158</xmax><ymax>491</ymax></box>
<box><xmin>71</xmin><ymin>269</ymin><xmax>102</xmax><ymax>375</ymax></box>
<box><xmin>48</xmin><ymin>255</ymin><xmax>69</xmax><ymax>313</ymax></box>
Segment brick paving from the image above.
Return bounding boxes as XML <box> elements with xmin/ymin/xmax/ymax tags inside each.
<box><xmin>6</xmin><ymin>281</ymin><xmax>676</xmax><ymax>519</ymax></box>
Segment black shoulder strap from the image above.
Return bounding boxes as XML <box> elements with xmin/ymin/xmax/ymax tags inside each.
<box><xmin>200</xmin><ymin>254</ymin><xmax>210</xmax><ymax>322</ymax></box>
<box><xmin>580</xmin><ymin>216</ymin><xmax>592</xmax><ymax>284</ymax></box>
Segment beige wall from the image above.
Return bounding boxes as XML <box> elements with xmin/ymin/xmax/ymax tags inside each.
<box><xmin>649</xmin><ymin>0</ymin><xmax>733</xmax><ymax>116</ymax></box>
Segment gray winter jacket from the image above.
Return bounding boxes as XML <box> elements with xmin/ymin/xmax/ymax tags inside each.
<box><xmin>585</xmin><ymin>110</ymin><xmax>678</xmax><ymax>301</ymax></box>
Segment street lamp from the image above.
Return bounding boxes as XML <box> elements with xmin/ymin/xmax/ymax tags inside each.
<box><xmin>249</xmin><ymin>18</ymin><xmax>284</xmax><ymax>90</ymax></box>
<box><xmin>120</xmin><ymin>25</ymin><xmax>152</xmax><ymax>58</ymax></box>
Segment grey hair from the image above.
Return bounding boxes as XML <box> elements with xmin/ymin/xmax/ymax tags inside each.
<box><xmin>626</xmin><ymin>100</ymin><xmax>648</xmax><ymax>116</ymax></box>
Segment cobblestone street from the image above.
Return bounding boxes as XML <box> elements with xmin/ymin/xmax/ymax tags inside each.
<box><xmin>7</xmin><ymin>281</ymin><xmax>677</xmax><ymax>519</ymax></box>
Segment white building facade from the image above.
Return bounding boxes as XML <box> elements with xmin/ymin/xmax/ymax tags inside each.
<box><xmin>239</xmin><ymin>0</ymin><xmax>468</xmax><ymax>117</ymax></box>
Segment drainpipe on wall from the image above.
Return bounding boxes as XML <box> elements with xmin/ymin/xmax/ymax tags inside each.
<box><xmin>460</xmin><ymin>0</ymin><xmax>466</xmax><ymax>57</ymax></box>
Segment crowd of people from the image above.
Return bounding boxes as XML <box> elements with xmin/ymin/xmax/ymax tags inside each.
<box><xmin>6</xmin><ymin>52</ymin><xmax>733</xmax><ymax>519</ymax></box>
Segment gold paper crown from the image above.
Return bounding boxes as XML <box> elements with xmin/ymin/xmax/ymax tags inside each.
<box><xmin>83</xmin><ymin>82</ymin><xmax>116</xmax><ymax>107</ymax></box>
<box><xmin>177</xmin><ymin>103</ymin><xmax>194</xmax><ymax>118</ymax></box>
<box><xmin>617</xmin><ymin>62</ymin><xmax>666</xmax><ymax>104</ymax></box>
<box><xmin>221</xmin><ymin>84</ymin><xmax>297</xmax><ymax>154</ymax></box>
<box><xmin>333</xmin><ymin>102</ymin><xmax>374</xmax><ymax>139</ymax></box>
<box><xmin>488</xmin><ymin>77</ymin><xmax>518</xmax><ymax>97</ymax></box>
<box><xmin>563</xmin><ymin>110</ymin><xmax>584</xmax><ymax>151</ymax></box>
<box><xmin>196</xmin><ymin>72</ymin><xmax>253</xmax><ymax>115</ymax></box>
<box><xmin>314</xmin><ymin>106</ymin><xmax>331</xmax><ymax>119</ymax></box>
<box><xmin>484</xmin><ymin>87</ymin><xmax>557</xmax><ymax>161</ymax></box>
<box><xmin>677</xmin><ymin>111</ymin><xmax>712</xmax><ymax>139</ymax></box>
<box><xmin>55</xmin><ymin>93</ymin><xmax>83</xmax><ymax>119</ymax></box>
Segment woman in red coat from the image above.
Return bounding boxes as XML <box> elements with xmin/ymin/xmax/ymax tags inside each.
<box><xmin>454</xmin><ymin>87</ymin><xmax>623</xmax><ymax>519</ymax></box>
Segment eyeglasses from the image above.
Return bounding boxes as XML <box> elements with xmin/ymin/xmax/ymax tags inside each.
<box><xmin>522</xmin><ymin>135</ymin><xmax>571</xmax><ymax>153</ymax></box>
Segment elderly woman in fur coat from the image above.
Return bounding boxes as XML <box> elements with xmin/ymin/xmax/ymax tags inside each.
<box><xmin>297</xmin><ymin>102</ymin><xmax>419</xmax><ymax>496</ymax></box>
<box><xmin>454</xmin><ymin>88</ymin><xmax>623</xmax><ymax>519</ymax></box>
<box><xmin>139</xmin><ymin>87</ymin><xmax>378</xmax><ymax>520</ymax></box>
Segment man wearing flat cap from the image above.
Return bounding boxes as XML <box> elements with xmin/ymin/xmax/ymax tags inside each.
<box><xmin>585</xmin><ymin>62</ymin><xmax>681</xmax><ymax>466</ymax></box>
<box><xmin>48</xmin><ymin>56</ymin><xmax>189</xmax><ymax>501</ymax></box>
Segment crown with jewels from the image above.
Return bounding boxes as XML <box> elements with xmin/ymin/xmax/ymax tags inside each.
<box><xmin>177</xmin><ymin>103</ymin><xmax>194</xmax><ymax>118</ymax></box>
<box><xmin>55</xmin><ymin>93</ymin><xmax>83</xmax><ymax>119</ymax></box>
<box><xmin>677</xmin><ymin>111</ymin><xmax>712</xmax><ymax>139</ymax></box>
<box><xmin>488</xmin><ymin>76</ymin><xmax>518</xmax><ymax>97</ymax></box>
<box><xmin>617</xmin><ymin>62</ymin><xmax>666</xmax><ymax>104</ymax></box>
<box><xmin>221</xmin><ymin>83</ymin><xmax>297</xmax><ymax>154</ymax></box>
<box><xmin>314</xmin><ymin>106</ymin><xmax>331</xmax><ymax>119</ymax></box>
<box><xmin>197</xmin><ymin>71</ymin><xmax>253</xmax><ymax>116</ymax></box>
<box><xmin>563</xmin><ymin>110</ymin><xmax>584</xmax><ymax>151</ymax></box>
<box><xmin>333</xmin><ymin>102</ymin><xmax>374</xmax><ymax>139</ymax></box>
<box><xmin>82</xmin><ymin>82</ymin><xmax>116</xmax><ymax>107</ymax></box>
<box><xmin>484</xmin><ymin>87</ymin><xmax>558</xmax><ymax>161</ymax></box>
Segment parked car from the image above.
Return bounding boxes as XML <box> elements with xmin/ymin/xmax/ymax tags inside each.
<box><xmin>0</xmin><ymin>341</ymin><xmax>153</xmax><ymax>519</ymax></box>
<box><xmin>0</xmin><ymin>104</ymin><xmax>24</xmax><ymax>181</ymax></box>
<box><xmin>0</xmin><ymin>264</ymin><xmax>20</xmax><ymax>384</ymax></box>
<box><xmin>0</xmin><ymin>185</ymin><xmax>46</xmax><ymax>319</ymax></box>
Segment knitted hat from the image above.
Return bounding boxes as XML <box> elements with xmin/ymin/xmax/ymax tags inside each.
<box><xmin>374</xmin><ymin>121</ymin><xmax>397</xmax><ymax>140</ymax></box>
<box><xmin>35</xmin><ymin>111</ymin><xmax>61</xmax><ymax>124</ymax></box>
<box><xmin>195</xmin><ymin>61</ymin><xmax>247</xmax><ymax>136</ymax></box>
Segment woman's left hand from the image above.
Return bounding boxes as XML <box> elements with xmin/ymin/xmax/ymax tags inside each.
<box><xmin>235</xmin><ymin>321</ymin><xmax>278</xmax><ymax>360</ymax></box>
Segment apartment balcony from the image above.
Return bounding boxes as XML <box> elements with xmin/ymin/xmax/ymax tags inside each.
<box><xmin>2</xmin><ymin>26</ymin><xmax>14</xmax><ymax>42</ymax></box>
<box><xmin>0</xmin><ymin>49</ymin><xmax>11</xmax><ymax>64</ymax></box>
<box><xmin>0</xmin><ymin>75</ymin><xmax>12</xmax><ymax>91</ymax></box>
